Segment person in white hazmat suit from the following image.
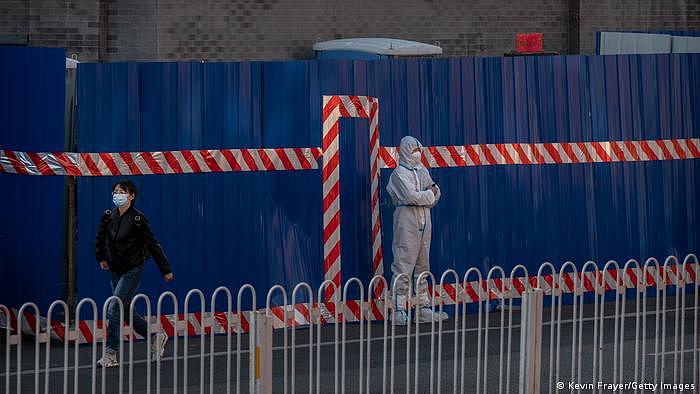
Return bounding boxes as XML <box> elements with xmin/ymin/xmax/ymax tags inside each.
<box><xmin>387</xmin><ymin>136</ymin><xmax>448</xmax><ymax>325</ymax></box>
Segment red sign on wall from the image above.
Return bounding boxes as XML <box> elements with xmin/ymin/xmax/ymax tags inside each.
<box><xmin>516</xmin><ymin>33</ymin><xmax>543</xmax><ymax>53</ymax></box>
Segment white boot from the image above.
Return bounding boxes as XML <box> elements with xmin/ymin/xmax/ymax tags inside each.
<box><xmin>416</xmin><ymin>307</ymin><xmax>448</xmax><ymax>323</ymax></box>
<box><xmin>391</xmin><ymin>294</ymin><xmax>409</xmax><ymax>325</ymax></box>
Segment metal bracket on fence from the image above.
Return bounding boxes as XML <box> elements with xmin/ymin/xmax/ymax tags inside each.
<box><xmin>309</xmin><ymin>306</ymin><xmax>320</xmax><ymax>322</ymax></box>
<box><xmin>552</xmin><ymin>286</ymin><xmax>562</xmax><ymax>297</ymax></box>
<box><xmin>175</xmin><ymin>319</ymin><xmax>189</xmax><ymax>334</ymax></box>
<box><xmin>519</xmin><ymin>288</ymin><xmax>544</xmax><ymax>394</ymax></box>
<box><xmin>202</xmin><ymin>313</ymin><xmax>217</xmax><ymax>328</ymax></box>
<box><xmin>66</xmin><ymin>330</ymin><xmax>78</xmax><ymax>342</ymax></box>
<box><xmin>253</xmin><ymin>310</ymin><xmax>273</xmax><ymax>394</ymax></box>
<box><xmin>37</xmin><ymin>332</ymin><xmax>50</xmax><ymax>343</ymax></box>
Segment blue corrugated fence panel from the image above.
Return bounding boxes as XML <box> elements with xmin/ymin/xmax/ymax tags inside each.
<box><xmin>0</xmin><ymin>46</ymin><xmax>65</xmax><ymax>311</ymax></box>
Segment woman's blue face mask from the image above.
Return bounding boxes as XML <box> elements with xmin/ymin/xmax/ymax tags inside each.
<box><xmin>112</xmin><ymin>192</ymin><xmax>129</xmax><ymax>207</ymax></box>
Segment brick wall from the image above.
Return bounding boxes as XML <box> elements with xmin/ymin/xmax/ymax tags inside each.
<box><xmin>0</xmin><ymin>0</ymin><xmax>29</xmax><ymax>44</ymax></box>
<box><xmin>104</xmin><ymin>0</ymin><xmax>157</xmax><ymax>60</ymax></box>
<box><xmin>11</xmin><ymin>0</ymin><xmax>100</xmax><ymax>60</ymax></box>
<box><xmin>1</xmin><ymin>0</ymin><xmax>699</xmax><ymax>62</ymax></box>
<box><xmin>149</xmin><ymin>0</ymin><xmax>569</xmax><ymax>60</ymax></box>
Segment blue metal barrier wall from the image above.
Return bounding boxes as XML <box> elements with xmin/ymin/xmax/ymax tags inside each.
<box><xmin>74</xmin><ymin>54</ymin><xmax>699</xmax><ymax>308</ymax></box>
<box><xmin>0</xmin><ymin>46</ymin><xmax>65</xmax><ymax>310</ymax></box>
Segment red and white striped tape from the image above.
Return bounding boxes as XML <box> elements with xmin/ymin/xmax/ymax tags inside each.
<box><xmin>5</xmin><ymin>138</ymin><xmax>697</xmax><ymax>176</ymax></box>
<box><xmin>0</xmin><ymin>148</ymin><xmax>323</xmax><ymax>176</ymax></box>
<box><xmin>3</xmin><ymin>263</ymin><xmax>696</xmax><ymax>344</ymax></box>
<box><xmin>3</xmin><ymin>138</ymin><xmax>697</xmax><ymax>176</ymax></box>
<box><xmin>378</xmin><ymin>138</ymin><xmax>700</xmax><ymax>169</ymax></box>
<box><xmin>1</xmin><ymin>309</ymin><xmax>254</xmax><ymax>344</ymax></box>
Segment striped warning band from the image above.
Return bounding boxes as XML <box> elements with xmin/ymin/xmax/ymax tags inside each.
<box><xmin>0</xmin><ymin>148</ymin><xmax>324</xmax><ymax>176</ymax></box>
<box><xmin>379</xmin><ymin>138</ymin><xmax>700</xmax><ymax>168</ymax></box>
<box><xmin>1</xmin><ymin>138</ymin><xmax>698</xmax><ymax>176</ymax></box>
<box><xmin>3</xmin><ymin>263</ymin><xmax>696</xmax><ymax>344</ymax></box>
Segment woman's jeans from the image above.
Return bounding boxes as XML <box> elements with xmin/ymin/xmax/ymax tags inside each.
<box><xmin>105</xmin><ymin>264</ymin><xmax>150</xmax><ymax>352</ymax></box>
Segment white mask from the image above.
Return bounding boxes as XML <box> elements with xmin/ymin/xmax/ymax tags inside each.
<box><xmin>411</xmin><ymin>151</ymin><xmax>422</xmax><ymax>165</ymax></box>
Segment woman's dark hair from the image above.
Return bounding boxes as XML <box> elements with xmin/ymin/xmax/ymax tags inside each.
<box><xmin>112</xmin><ymin>179</ymin><xmax>138</xmax><ymax>200</ymax></box>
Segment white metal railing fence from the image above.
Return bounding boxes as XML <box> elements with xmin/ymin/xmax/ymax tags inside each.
<box><xmin>1</xmin><ymin>254</ymin><xmax>698</xmax><ymax>393</ymax></box>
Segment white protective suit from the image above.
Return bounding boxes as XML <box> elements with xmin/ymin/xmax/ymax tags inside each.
<box><xmin>386</xmin><ymin>136</ymin><xmax>441</xmax><ymax>312</ymax></box>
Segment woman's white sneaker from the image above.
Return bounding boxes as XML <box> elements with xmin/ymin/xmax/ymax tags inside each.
<box><xmin>151</xmin><ymin>332</ymin><xmax>168</xmax><ymax>361</ymax></box>
<box><xmin>97</xmin><ymin>351</ymin><xmax>119</xmax><ymax>368</ymax></box>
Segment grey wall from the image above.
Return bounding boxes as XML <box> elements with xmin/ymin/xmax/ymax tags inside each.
<box><xmin>1</xmin><ymin>0</ymin><xmax>99</xmax><ymax>58</ymax></box>
<box><xmin>579</xmin><ymin>0</ymin><xmax>700</xmax><ymax>54</ymax></box>
<box><xmin>1</xmin><ymin>0</ymin><xmax>699</xmax><ymax>61</ymax></box>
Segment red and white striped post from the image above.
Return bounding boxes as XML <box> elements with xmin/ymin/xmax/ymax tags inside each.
<box><xmin>321</xmin><ymin>95</ymin><xmax>384</xmax><ymax>301</ymax></box>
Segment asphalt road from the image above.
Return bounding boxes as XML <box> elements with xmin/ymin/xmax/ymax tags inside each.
<box><xmin>2</xmin><ymin>294</ymin><xmax>698</xmax><ymax>393</ymax></box>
